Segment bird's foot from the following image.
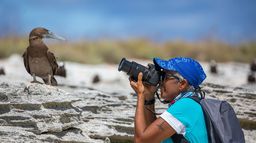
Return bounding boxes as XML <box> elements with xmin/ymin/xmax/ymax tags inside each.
<box><xmin>45</xmin><ymin>82</ymin><xmax>52</xmax><ymax>86</ymax></box>
<box><xmin>31</xmin><ymin>80</ymin><xmax>43</xmax><ymax>84</ymax></box>
<box><xmin>24</xmin><ymin>83</ymin><xmax>33</xmax><ymax>100</ymax></box>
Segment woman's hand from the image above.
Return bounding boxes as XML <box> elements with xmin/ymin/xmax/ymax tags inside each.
<box><xmin>130</xmin><ymin>72</ymin><xmax>144</xmax><ymax>95</ymax></box>
<box><xmin>129</xmin><ymin>73</ymin><xmax>157</xmax><ymax>100</ymax></box>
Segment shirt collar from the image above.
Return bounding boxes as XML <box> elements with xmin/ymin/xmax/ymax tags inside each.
<box><xmin>174</xmin><ymin>91</ymin><xmax>194</xmax><ymax>101</ymax></box>
<box><xmin>168</xmin><ymin>91</ymin><xmax>195</xmax><ymax>107</ymax></box>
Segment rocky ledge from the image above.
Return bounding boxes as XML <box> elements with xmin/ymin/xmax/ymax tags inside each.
<box><xmin>0</xmin><ymin>81</ymin><xmax>255</xmax><ymax>143</ymax></box>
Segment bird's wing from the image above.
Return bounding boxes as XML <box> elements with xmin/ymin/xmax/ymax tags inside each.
<box><xmin>22</xmin><ymin>48</ymin><xmax>31</xmax><ymax>74</ymax></box>
<box><xmin>46</xmin><ymin>51</ymin><xmax>58</xmax><ymax>74</ymax></box>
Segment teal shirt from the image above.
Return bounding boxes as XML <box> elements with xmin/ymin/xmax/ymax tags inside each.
<box><xmin>161</xmin><ymin>97</ymin><xmax>208</xmax><ymax>143</ymax></box>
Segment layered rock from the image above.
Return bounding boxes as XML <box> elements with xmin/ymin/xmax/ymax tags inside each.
<box><xmin>0</xmin><ymin>81</ymin><xmax>255</xmax><ymax>143</ymax></box>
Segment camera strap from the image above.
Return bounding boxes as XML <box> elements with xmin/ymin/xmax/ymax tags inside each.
<box><xmin>155</xmin><ymin>86</ymin><xmax>170</xmax><ymax>104</ymax></box>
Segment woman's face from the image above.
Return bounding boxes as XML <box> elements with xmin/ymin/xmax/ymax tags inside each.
<box><xmin>160</xmin><ymin>72</ymin><xmax>182</xmax><ymax>101</ymax></box>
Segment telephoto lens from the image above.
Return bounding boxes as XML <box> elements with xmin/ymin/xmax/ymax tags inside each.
<box><xmin>118</xmin><ymin>58</ymin><xmax>161</xmax><ymax>86</ymax></box>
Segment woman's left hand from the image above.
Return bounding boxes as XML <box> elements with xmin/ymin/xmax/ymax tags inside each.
<box><xmin>130</xmin><ymin>72</ymin><xmax>144</xmax><ymax>96</ymax></box>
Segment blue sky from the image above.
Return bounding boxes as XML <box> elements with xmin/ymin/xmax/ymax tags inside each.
<box><xmin>0</xmin><ymin>0</ymin><xmax>256</xmax><ymax>43</ymax></box>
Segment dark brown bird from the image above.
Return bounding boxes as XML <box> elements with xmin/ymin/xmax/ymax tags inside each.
<box><xmin>0</xmin><ymin>67</ymin><xmax>5</xmax><ymax>75</ymax></box>
<box><xmin>250</xmin><ymin>59</ymin><xmax>256</xmax><ymax>72</ymax></box>
<box><xmin>92</xmin><ymin>74</ymin><xmax>101</xmax><ymax>84</ymax></box>
<box><xmin>209</xmin><ymin>60</ymin><xmax>218</xmax><ymax>74</ymax></box>
<box><xmin>23</xmin><ymin>27</ymin><xmax>65</xmax><ymax>86</ymax></box>
<box><xmin>247</xmin><ymin>72</ymin><xmax>256</xmax><ymax>83</ymax></box>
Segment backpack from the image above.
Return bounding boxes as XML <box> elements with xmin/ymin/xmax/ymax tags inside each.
<box><xmin>172</xmin><ymin>96</ymin><xmax>245</xmax><ymax>143</ymax></box>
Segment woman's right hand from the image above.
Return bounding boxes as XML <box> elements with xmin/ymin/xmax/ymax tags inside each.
<box><xmin>130</xmin><ymin>72</ymin><xmax>145</xmax><ymax>96</ymax></box>
<box><xmin>129</xmin><ymin>73</ymin><xmax>157</xmax><ymax>100</ymax></box>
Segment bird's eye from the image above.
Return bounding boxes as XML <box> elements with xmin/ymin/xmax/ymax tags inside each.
<box><xmin>30</xmin><ymin>36</ymin><xmax>39</xmax><ymax>40</ymax></box>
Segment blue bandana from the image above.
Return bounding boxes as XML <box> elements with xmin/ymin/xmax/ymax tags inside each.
<box><xmin>168</xmin><ymin>91</ymin><xmax>195</xmax><ymax>107</ymax></box>
<box><xmin>153</xmin><ymin>57</ymin><xmax>206</xmax><ymax>88</ymax></box>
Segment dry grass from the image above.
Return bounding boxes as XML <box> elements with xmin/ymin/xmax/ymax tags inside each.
<box><xmin>0</xmin><ymin>37</ymin><xmax>255</xmax><ymax>64</ymax></box>
<box><xmin>0</xmin><ymin>36</ymin><xmax>28</xmax><ymax>58</ymax></box>
<box><xmin>239</xmin><ymin>118</ymin><xmax>256</xmax><ymax>130</ymax></box>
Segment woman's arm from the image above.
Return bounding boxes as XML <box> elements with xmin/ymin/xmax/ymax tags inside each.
<box><xmin>130</xmin><ymin>73</ymin><xmax>176</xmax><ymax>143</ymax></box>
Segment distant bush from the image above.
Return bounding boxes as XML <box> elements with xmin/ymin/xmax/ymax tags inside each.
<box><xmin>239</xmin><ymin>118</ymin><xmax>256</xmax><ymax>130</ymax></box>
<box><xmin>0</xmin><ymin>36</ymin><xmax>255</xmax><ymax>64</ymax></box>
<box><xmin>0</xmin><ymin>37</ymin><xmax>27</xmax><ymax>58</ymax></box>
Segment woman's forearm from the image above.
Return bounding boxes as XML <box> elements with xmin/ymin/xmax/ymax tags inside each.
<box><xmin>143</xmin><ymin>92</ymin><xmax>157</xmax><ymax>125</ymax></box>
<box><xmin>144</xmin><ymin>104</ymin><xmax>157</xmax><ymax>126</ymax></box>
<box><xmin>135</xmin><ymin>93</ymin><xmax>147</xmax><ymax>140</ymax></box>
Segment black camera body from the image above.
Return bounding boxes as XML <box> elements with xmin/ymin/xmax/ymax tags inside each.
<box><xmin>118</xmin><ymin>58</ymin><xmax>161</xmax><ymax>86</ymax></box>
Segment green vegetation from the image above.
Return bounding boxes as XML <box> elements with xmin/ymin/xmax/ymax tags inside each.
<box><xmin>0</xmin><ymin>37</ymin><xmax>255</xmax><ymax>64</ymax></box>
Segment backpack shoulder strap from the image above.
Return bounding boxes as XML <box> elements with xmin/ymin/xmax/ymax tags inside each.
<box><xmin>172</xmin><ymin>133</ymin><xmax>189</xmax><ymax>143</ymax></box>
<box><xmin>187</xmin><ymin>96</ymin><xmax>215</xmax><ymax>142</ymax></box>
<box><xmin>188</xmin><ymin>95</ymin><xmax>202</xmax><ymax>104</ymax></box>
<box><xmin>171</xmin><ymin>96</ymin><xmax>201</xmax><ymax>143</ymax></box>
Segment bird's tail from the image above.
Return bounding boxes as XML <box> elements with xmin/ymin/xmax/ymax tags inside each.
<box><xmin>55</xmin><ymin>65</ymin><xmax>66</xmax><ymax>77</ymax></box>
<box><xmin>43</xmin><ymin>77</ymin><xmax>58</xmax><ymax>86</ymax></box>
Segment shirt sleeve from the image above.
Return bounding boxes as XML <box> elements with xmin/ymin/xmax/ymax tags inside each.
<box><xmin>167</xmin><ymin>98</ymin><xmax>202</xmax><ymax>134</ymax></box>
<box><xmin>160</xmin><ymin>111</ymin><xmax>186</xmax><ymax>135</ymax></box>
<box><xmin>160</xmin><ymin>98</ymin><xmax>202</xmax><ymax>136</ymax></box>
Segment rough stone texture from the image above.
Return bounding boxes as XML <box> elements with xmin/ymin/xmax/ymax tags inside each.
<box><xmin>0</xmin><ymin>81</ymin><xmax>255</xmax><ymax>143</ymax></box>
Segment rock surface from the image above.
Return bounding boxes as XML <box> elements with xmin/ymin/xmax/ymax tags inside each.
<box><xmin>0</xmin><ymin>81</ymin><xmax>255</xmax><ymax>143</ymax></box>
<box><xmin>0</xmin><ymin>55</ymin><xmax>255</xmax><ymax>142</ymax></box>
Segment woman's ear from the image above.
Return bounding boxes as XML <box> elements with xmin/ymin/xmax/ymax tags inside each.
<box><xmin>179</xmin><ymin>79</ymin><xmax>189</xmax><ymax>91</ymax></box>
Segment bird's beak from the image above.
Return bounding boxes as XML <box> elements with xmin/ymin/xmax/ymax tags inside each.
<box><xmin>43</xmin><ymin>31</ymin><xmax>66</xmax><ymax>41</ymax></box>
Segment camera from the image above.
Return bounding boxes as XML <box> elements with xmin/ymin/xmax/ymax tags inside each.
<box><xmin>118</xmin><ymin>58</ymin><xmax>161</xmax><ymax>86</ymax></box>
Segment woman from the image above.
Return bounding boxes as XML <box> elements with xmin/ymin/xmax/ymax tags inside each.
<box><xmin>129</xmin><ymin>57</ymin><xmax>208</xmax><ymax>143</ymax></box>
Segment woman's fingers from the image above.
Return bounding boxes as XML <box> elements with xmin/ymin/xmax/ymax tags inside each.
<box><xmin>129</xmin><ymin>73</ymin><xmax>144</xmax><ymax>94</ymax></box>
<box><xmin>130</xmin><ymin>80</ymin><xmax>137</xmax><ymax>88</ymax></box>
<box><xmin>137</xmin><ymin>72</ymin><xmax>143</xmax><ymax>85</ymax></box>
